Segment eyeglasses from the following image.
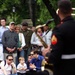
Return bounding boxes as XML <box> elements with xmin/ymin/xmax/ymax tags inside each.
<box><xmin>8</xmin><ymin>59</ymin><xmax>13</xmax><ymax>61</ymax></box>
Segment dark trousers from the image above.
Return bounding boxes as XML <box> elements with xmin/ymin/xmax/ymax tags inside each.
<box><xmin>17</xmin><ymin>72</ymin><xmax>26</xmax><ymax>75</ymax></box>
<box><xmin>26</xmin><ymin>70</ymin><xmax>49</xmax><ymax>75</ymax></box>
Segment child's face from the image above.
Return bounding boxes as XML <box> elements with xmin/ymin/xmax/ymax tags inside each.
<box><xmin>20</xmin><ymin>59</ymin><xmax>25</xmax><ymax>64</ymax></box>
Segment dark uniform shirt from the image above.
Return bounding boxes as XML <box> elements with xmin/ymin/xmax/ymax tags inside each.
<box><xmin>48</xmin><ymin>16</ymin><xmax>75</xmax><ymax>75</ymax></box>
<box><xmin>2</xmin><ymin>30</ymin><xmax>19</xmax><ymax>53</ymax></box>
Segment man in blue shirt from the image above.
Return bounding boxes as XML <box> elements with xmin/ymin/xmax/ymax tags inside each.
<box><xmin>26</xmin><ymin>51</ymin><xmax>49</xmax><ymax>75</ymax></box>
<box><xmin>30</xmin><ymin>51</ymin><xmax>44</xmax><ymax>71</ymax></box>
<box><xmin>0</xmin><ymin>18</ymin><xmax>8</xmax><ymax>54</ymax></box>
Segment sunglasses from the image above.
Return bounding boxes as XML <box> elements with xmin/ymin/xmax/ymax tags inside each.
<box><xmin>8</xmin><ymin>59</ymin><xmax>13</xmax><ymax>61</ymax></box>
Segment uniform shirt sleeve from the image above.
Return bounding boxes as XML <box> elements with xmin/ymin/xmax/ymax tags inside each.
<box><xmin>48</xmin><ymin>27</ymin><xmax>64</xmax><ymax>65</ymax></box>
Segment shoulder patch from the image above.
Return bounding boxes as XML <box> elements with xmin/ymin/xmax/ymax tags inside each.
<box><xmin>51</xmin><ymin>35</ymin><xmax>57</xmax><ymax>45</ymax></box>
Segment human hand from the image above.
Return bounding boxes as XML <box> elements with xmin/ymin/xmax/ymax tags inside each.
<box><xmin>30</xmin><ymin>64</ymin><xmax>36</xmax><ymax>69</ymax></box>
<box><xmin>38</xmin><ymin>44</ymin><xmax>43</xmax><ymax>46</ymax></box>
<box><xmin>22</xmin><ymin>68</ymin><xmax>27</xmax><ymax>70</ymax></box>
<box><xmin>18</xmin><ymin>48</ymin><xmax>22</xmax><ymax>51</ymax></box>
<box><xmin>11</xmin><ymin>62</ymin><xmax>16</xmax><ymax>68</ymax></box>
<box><xmin>6</xmin><ymin>47</ymin><xmax>12</xmax><ymax>52</ymax></box>
<box><xmin>11</xmin><ymin>47</ymin><xmax>16</xmax><ymax>52</ymax></box>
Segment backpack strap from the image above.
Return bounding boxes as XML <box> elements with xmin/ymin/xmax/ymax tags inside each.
<box><xmin>4</xmin><ymin>60</ymin><xmax>6</xmax><ymax>66</ymax></box>
<box><xmin>4</xmin><ymin>60</ymin><xmax>12</xmax><ymax>74</ymax></box>
<box><xmin>45</xmin><ymin>30</ymin><xmax>50</xmax><ymax>35</ymax></box>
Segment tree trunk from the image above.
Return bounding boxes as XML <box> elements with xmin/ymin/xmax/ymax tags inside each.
<box><xmin>43</xmin><ymin>0</ymin><xmax>60</xmax><ymax>25</ymax></box>
<box><xmin>29</xmin><ymin>0</ymin><xmax>36</xmax><ymax>26</ymax></box>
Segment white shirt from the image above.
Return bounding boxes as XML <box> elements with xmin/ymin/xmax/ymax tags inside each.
<box><xmin>17</xmin><ymin>63</ymin><xmax>27</xmax><ymax>73</ymax></box>
<box><xmin>19</xmin><ymin>33</ymin><xmax>26</xmax><ymax>47</ymax></box>
<box><xmin>43</xmin><ymin>30</ymin><xmax>52</xmax><ymax>45</ymax></box>
<box><xmin>31</xmin><ymin>32</ymin><xmax>45</xmax><ymax>45</ymax></box>
<box><xmin>0</xmin><ymin>62</ymin><xmax>4</xmax><ymax>75</ymax></box>
<box><xmin>0</xmin><ymin>61</ymin><xmax>12</xmax><ymax>75</ymax></box>
<box><xmin>0</xmin><ymin>26</ymin><xmax>8</xmax><ymax>53</ymax></box>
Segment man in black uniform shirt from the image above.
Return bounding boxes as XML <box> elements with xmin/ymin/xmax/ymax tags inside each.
<box><xmin>43</xmin><ymin>0</ymin><xmax>75</xmax><ymax>75</ymax></box>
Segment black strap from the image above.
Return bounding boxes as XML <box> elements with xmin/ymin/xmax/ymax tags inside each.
<box><xmin>4</xmin><ymin>60</ymin><xmax>6</xmax><ymax>66</ymax></box>
<box><xmin>4</xmin><ymin>60</ymin><xmax>12</xmax><ymax>74</ymax></box>
<box><xmin>45</xmin><ymin>30</ymin><xmax>50</xmax><ymax>35</ymax></box>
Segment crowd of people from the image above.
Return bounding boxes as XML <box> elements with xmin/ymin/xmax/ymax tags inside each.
<box><xmin>0</xmin><ymin>13</ymin><xmax>52</xmax><ymax>75</ymax></box>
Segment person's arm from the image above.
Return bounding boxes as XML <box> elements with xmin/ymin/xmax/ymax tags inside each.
<box><xmin>2</xmin><ymin>31</ymin><xmax>7</xmax><ymax>48</ymax></box>
<box><xmin>1</xmin><ymin>66</ymin><xmax>7</xmax><ymax>75</ymax></box>
<box><xmin>17</xmin><ymin>64</ymin><xmax>22</xmax><ymax>71</ymax></box>
<box><xmin>21</xmin><ymin>33</ymin><xmax>26</xmax><ymax>48</ymax></box>
<box><xmin>2</xmin><ymin>31</ymin><xmax>12</xmax><ymax>52</ymax></box>
<box><xmin>31</xmin><ymin>32</ymin><xmax>38</xmax><ymax>45</ymax></box>
<box><xmin>11</xmin><ymin>62</ymin><xmax>17</xmax><ymax>73</ymax></box>
<box><xmin>22</xmin><ymin>63</ymin><xmax>27</xmax><ymax>71</ymax></box>
<box><xmin>47</xmin><ymin>27</ymin><xmax>64</xmax><ymax>64</ymax></box>
<box><xmin>1</xmin><ymin>61</ymin><xmax>7</xmax><ymax>75</ymax></box>
<box><xmin>15</xmin><ymin>33</ymin><xmax>19</xmax><ymax>49</ymax></box>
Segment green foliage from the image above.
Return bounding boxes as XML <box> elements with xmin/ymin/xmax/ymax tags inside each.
<box><xmin>36</xmin><ymin>0</ymin><xmax>52</xmax><ymax>25</ymax></box>
<box><xmin>0</xmin><ymin>0</ymin><xmax>75</xmax><ymax>27</ymax></box>
<box><xmin>0</xmin><ymin>0</ymin><xmax>30</xmax><ymax>24</ymax></box>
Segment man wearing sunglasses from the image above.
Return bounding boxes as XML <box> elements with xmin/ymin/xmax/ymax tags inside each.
<box><xmin>0</xmin><ymin>55</ymin><xmax>17</xmax><ymax>75</ymax></box>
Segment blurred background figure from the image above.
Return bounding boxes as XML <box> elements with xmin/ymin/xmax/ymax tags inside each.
<box><xmin>26</xmin><ymin>55</ymin><xmax>32</xmax><ymax>70</ymax></box>
<box><xmin>31</xmin><ymin>25</ymin><xmax>44</xmax><ymax>55</ymax></box>
<box><xmin>21</xmin><ymin>21</ymin><xmax>33</xmax><ymax>61</ymax></box>
<box><xmin>15</xmin><ymin>25</ymin><xmax>26</xmax><ymax>65</ymax></box>
<box><xmin>0</xmin><ymin>54</ymin><xmax>17</xmax><ymax>75</ymax></box>
<box><xmin>42</xmin><ymin>19</ymin><xmax>54</xmax><ymax>56</ymax></box>
<box><xmin>0</xmin><ymin>18</ymin><xmax>8</xmax><ymax>60</ymax></box>
<box><xmin>2</xmin><ymin>22</ymin><xmax>19</xmax><ymax>64</ymax></box>
<box><xmin>17</xmin><ymin>57</ymin><xmax>27</xmax><ymax>75</ymax></box>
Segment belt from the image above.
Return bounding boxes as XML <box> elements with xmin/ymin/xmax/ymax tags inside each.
<box><xmin>61</xmin><ymin>54</ymin><xmax>75</xmax><ymax>59</ymax></box>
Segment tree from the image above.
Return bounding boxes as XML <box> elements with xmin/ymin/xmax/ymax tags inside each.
<box><xmin>0</xmin><ymin>0</ymin><xmax>30</xmax><ymax>24</ymax></box>
<box><xmin>0</xmin><ymin>0</ymin><xmax>75</xmax><ymax>26</ymax></box>
<box><xmin>42</xmin><ymin>0</ymin><xmax>60</xmax><ymax>25</ymax></box>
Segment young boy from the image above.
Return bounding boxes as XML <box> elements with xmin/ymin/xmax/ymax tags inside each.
<box><xmin>17</xmin><ymin>57</ymin><xmax>27</xmax><ymax>75</ymax></box>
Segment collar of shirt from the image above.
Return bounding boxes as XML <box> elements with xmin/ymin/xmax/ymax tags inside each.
<box><xmin>61</xmin><ymin>16</ymin><xmax>74</xmax><ymax>22</ymax></box>
<box><xmin>0</xmin><ymin>26</ymin><xmax>7</xmax><ymax>29</ymax></box>
<box><xmin>36</xmin><ymin>55</ymin><xmax>44</xmax><ymax>61</ymax></box>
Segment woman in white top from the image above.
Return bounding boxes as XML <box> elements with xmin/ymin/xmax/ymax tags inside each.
<box><xmin>15</xmin><ymin>25</ymin><xmax>26</xmax><ymax>65</ymax></box>
<box><xmin>31</xmin><ymin>25</ymin><xmax>45</xmax><ymax>52</ymax></box>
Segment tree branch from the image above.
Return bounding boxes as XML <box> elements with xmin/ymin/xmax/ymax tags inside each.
<box><xmin>43</xmin><ymin>0</ymin><xmax>60</xmax><ymax>25</ymax></box>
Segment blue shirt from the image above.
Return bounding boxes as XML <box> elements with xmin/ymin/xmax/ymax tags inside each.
<box><xmin>0</xmin><ymin>26</ymin><xmax>8</xmax><ymax>43</ymax></box>
<box><xmin>30</xmin><ymin>55</ymin><xmax>44</xmax><ymax>70</ymax></box>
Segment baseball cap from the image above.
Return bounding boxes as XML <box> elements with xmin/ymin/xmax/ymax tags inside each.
<box><xmin>9</xmin><ymin>22</ymin><xmax>15</xmax><ymax>25</ymax></box>
<box><xmin>21</xmin><ymin>22</ymin><xmax>28</xmax><ymax>26</ymax></box>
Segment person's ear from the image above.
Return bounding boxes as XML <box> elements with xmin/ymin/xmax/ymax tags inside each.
<box><xmin>58</xmin><ymin>9</ymin><xmax>60</xmax><ymax>15</ymax></box>
<box><xmin>56</xmin><ymin>8</ymin><xmax>59</xmax><ymax>15</ymax></box>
